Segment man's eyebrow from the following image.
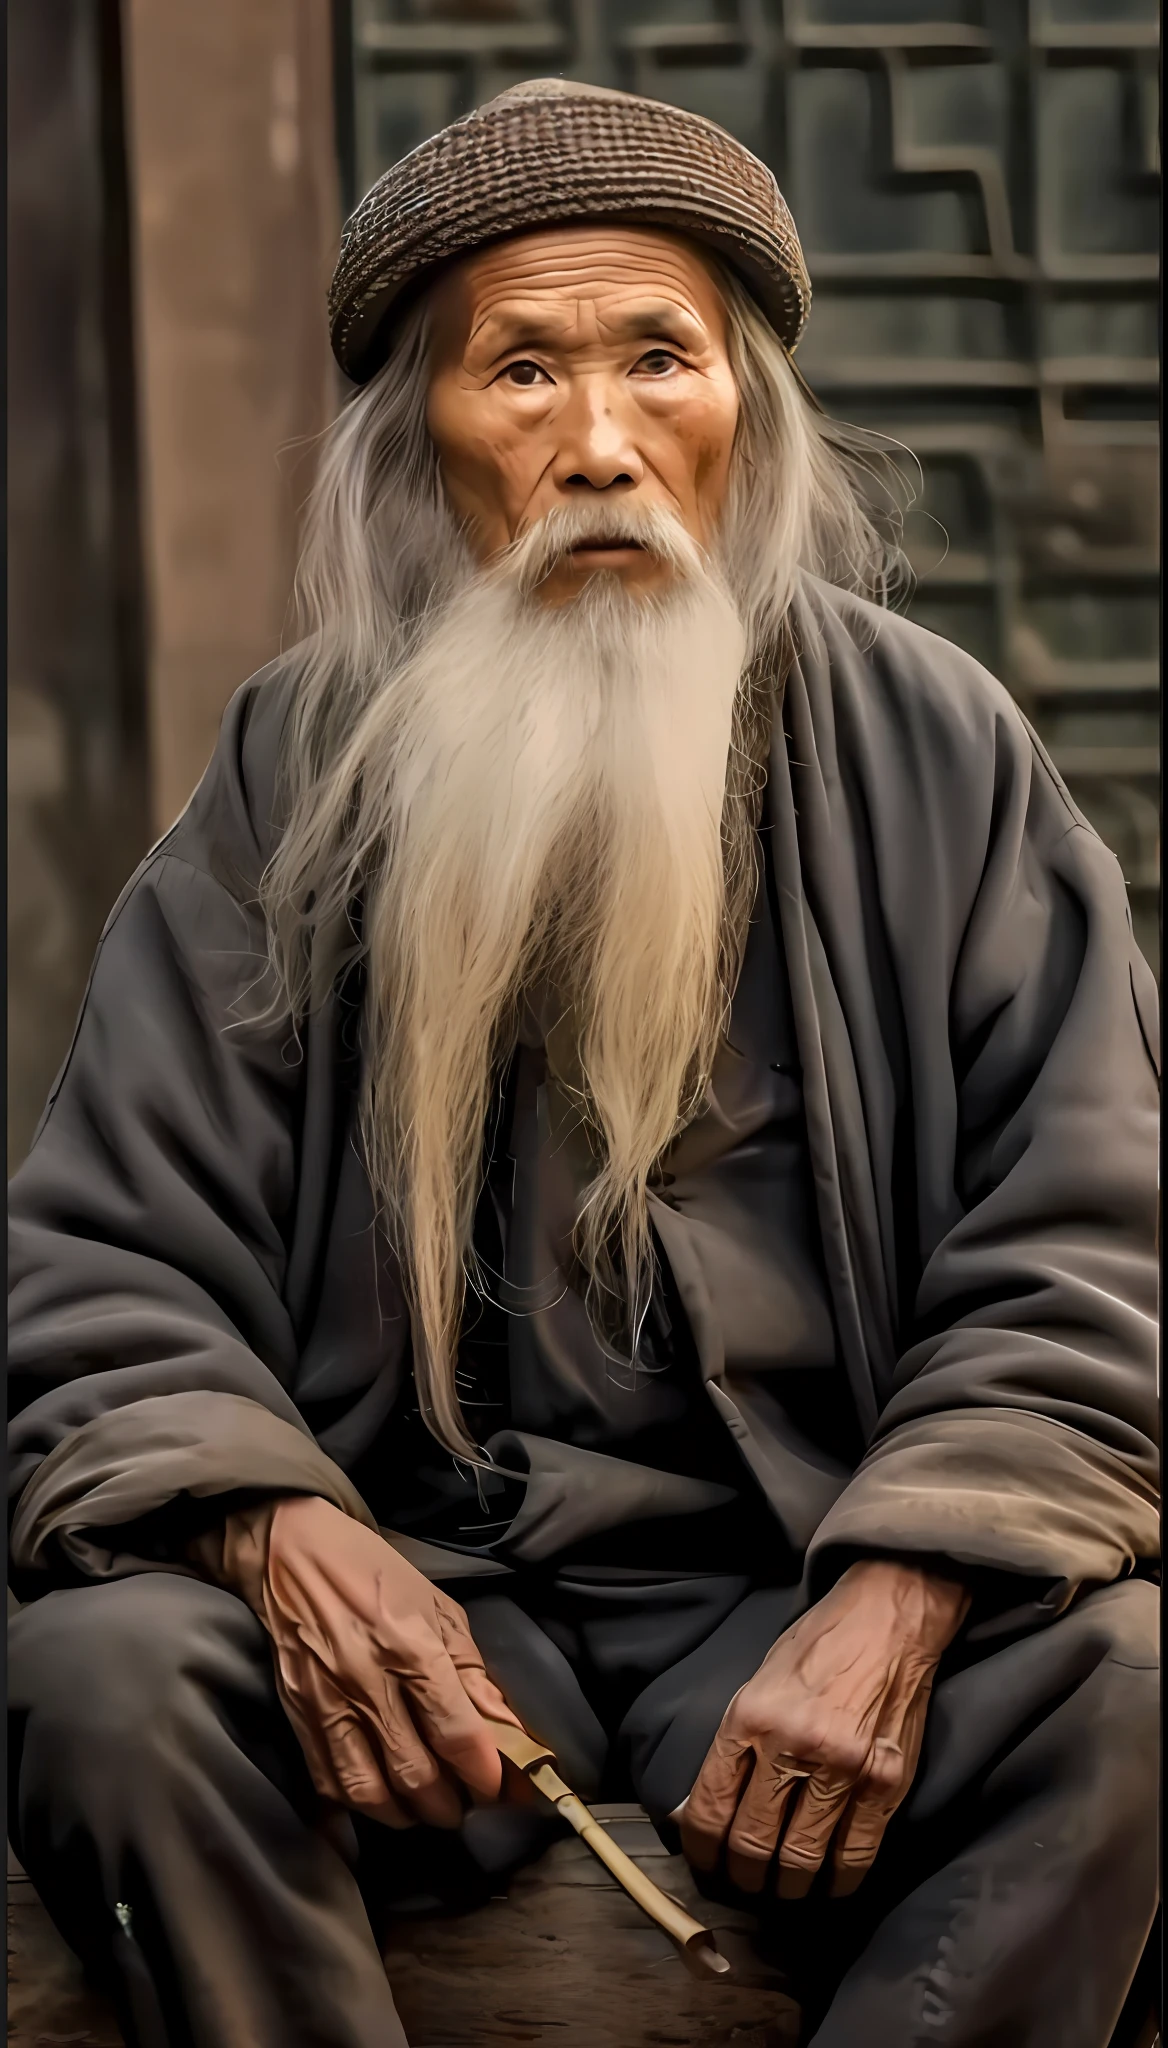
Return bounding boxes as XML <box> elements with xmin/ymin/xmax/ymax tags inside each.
<box><xmin>469</xmin><ymin>308</ymin><xmax>572</xmax><ymax>356</ymax></box>
<box><xmin>610</xmin><ymin>303</ymin><xmax>707</xmax><ymax>346</ymax></box>
<box><xmin>468</xmin><ymin>298</ymin><xmax>708</xmax><ymax>358</ymax></box>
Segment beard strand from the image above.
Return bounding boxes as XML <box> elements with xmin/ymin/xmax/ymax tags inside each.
<box><xmin>280</xmin><ymin>501</ymin><xmax>768</xmax><ymax>1455</ymax></box>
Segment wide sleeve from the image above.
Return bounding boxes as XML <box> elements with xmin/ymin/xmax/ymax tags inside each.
<box><xmin>803</xmin><ymin>632</ymin><xmax>1159</xmax><ymax>1610</ymax></box>
<box><xmin>8</xmin><ymin>699</ymin><xmax>376</xmax><ymax>1596</ymax></box>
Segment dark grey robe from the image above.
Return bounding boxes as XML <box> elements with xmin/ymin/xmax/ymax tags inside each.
<box><xmin>8</xmin><ymin>577</ymin><xmax>1160</xmax><ymax>1618</ymax></box>
<box><xmin>379</xmin><ymin>805</ymin><xmax>845</xmax><ymax>1582</ymax></box>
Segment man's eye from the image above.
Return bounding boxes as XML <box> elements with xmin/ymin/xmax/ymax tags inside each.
<box><xmin>500</xmin><ymin>360</ymin><xmax>550</xmax><ymax>387</ymax></box>
<box><xmin>636</xmin><ymin>350</ymin><xmax>681</xmax><ymax>376</ymax></box>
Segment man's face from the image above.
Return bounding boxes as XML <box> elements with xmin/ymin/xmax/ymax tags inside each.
<box><xmin>425</xmin><ymin>225</ymin><xmax>741</xmax><ymax>602</ymax></box>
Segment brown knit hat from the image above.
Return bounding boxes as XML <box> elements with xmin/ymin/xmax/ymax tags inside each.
<box><xmin>328</xmin><ymin>78</ymin><xmax>811</xmax><ymax>385</ymax></box>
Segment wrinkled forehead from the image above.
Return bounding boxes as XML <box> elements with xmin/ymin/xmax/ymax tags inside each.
<box><xmin>426</xmin><ymin>223</ymin><xmax>732</xmax><ymax>363</ymax></box>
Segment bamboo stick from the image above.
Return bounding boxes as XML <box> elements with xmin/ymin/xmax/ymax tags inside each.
<box><xmin>484</xmin><ymin>1719</ymin><xmax>730</xmax><ymax>1981</ymax></box>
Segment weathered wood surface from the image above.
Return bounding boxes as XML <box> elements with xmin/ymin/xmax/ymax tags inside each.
<box><xmin>7</xmin><ymin>1811</ymin><xmax>802</xmax><ymax>2047</ymax></box>
<box><xmin>8</xmin><ymin>1873</ymin><xmax>118</xmax><ymax>2046</ymax></box>
<box><xmin>385</xmin><ymin>1808</ymin><xmax>801</xmax><ymax>2048</ymax></box>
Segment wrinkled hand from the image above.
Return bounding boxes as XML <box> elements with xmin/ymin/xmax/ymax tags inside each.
<box><xmin>678</xmin><ymin>1558</ymin><xmax>970</xmax><ymax>1899</ymax></box>
<box><xmin>193</xmin><ymin>1495</ymin><xmax>522</xmax><ymax>1829</ymax></box>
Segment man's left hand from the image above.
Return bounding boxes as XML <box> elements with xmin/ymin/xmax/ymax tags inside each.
<box><xmin>678</xmin><ymin>1558</ymin><xmax>970</xmax><ymax>1899</ymax></box>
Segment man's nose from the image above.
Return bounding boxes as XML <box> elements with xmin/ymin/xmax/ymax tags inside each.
<box><xmin>550</xmin><ymin>383</ymin><xmax>644</xmax><ymax>493</ymax></box>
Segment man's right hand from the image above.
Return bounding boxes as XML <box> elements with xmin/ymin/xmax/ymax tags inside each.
<box><xmin>196</xmin><ymin>1494</ymin><xmax>522</xmax><ymax>1829</ymax></box>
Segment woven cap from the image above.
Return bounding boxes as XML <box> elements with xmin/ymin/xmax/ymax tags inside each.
<box><xmin>329</xmin><ymin>77</ymin><xmax>811</xmax><ymax>384</ymax></box>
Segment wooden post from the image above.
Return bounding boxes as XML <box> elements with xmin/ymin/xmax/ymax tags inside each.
<box><xmin>122</xmin><ymin>0</ymin><xmax>341</xmax><ymax>832</ymax></box>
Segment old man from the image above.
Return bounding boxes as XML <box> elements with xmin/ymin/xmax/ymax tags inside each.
<box><xmin>8</xmin><ymin>79</ymin><xmax>1159</xmax><ymax>2048</ymax></box>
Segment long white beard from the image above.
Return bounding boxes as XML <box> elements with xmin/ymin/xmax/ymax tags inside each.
<box><xmin>279</xmin><ymin>501</ymin><xmax>763</xmax><ymax>1453</ymax></box>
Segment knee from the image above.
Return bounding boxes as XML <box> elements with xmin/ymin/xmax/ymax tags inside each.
<box><xmin>621</xmin><ymin>1666</ymin><xmax>729</xmax><ymax>1821</ymax></box>
<box><xmin>1085</xmin><ymin>1577</ymin><xmax>1159</xmax><ymax>1672</ymax></box>
<box><xmin>1094</xmin><ymin>1588</ymin><xmax>1160</xmax><ymax>1803</ymax></box>
<box><xmin>9</xmin><ymin>1573</ymin><xmax>262</xmax><ymax>1776</ymax></box>
<box><xmin>1071</xmin><ymin>1581</ymin><xmax>1159</xmax><ymax>1772</ymax></box>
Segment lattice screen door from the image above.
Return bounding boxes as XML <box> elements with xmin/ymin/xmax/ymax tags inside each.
<box><xmin>340</xmin><ymin>0</ymin><xmax>1160</xmax><ymax>969</ymax></box>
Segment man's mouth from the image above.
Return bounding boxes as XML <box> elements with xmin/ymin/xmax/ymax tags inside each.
<box><xmin>567</xmin><ymin>537</ymin><xmax>646</xmax><ymax>559</ymax></box>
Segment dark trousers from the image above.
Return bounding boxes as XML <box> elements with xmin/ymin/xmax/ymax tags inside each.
<box><xmin>7</xmin><ymin>1569</ymin><xmax>1159</xmax><ymax>2048</ymax></box>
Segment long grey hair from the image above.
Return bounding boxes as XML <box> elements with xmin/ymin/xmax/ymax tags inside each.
<box><xmin>261</xmin><ymin>258</ymin><xmax>906</xmax><ymax>1459</ymax></box>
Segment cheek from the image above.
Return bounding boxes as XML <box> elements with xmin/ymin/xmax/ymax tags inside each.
<box><xmin>428</xmin><ymin>383</ymin><xmax>547</xmax><ymax>520</ymax></box>
<box><xmin>661</xmin><ymin>391</ymin><xmax>739</xmax><ymax>506</ymax></box>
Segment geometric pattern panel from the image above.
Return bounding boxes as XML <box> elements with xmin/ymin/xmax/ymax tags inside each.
<box><xmin>346</xmin><ymin>0</ymin><xmax>1160</xmax><ymax>968</ymax></box>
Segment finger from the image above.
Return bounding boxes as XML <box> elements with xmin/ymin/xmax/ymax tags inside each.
<box><xmin>435</xmin><ymin>1602</ymin><xmax>525</xmax><ymax>1731</ymax></box>
<box><xmin>327</xmin><ymin>1707</ymin><xmax>416</xmax><ymax>1829</ymax></box>
<box><xmin>725</xmin><ymin>1755</ymin><xmax>806</xmax><ymax>1894</ymax></box>
<box><xmin>283</xmin><ymin>1690</ymin><xmax>350</xmax><ymax>1807</ymax></box>
<box><xmin>831</xmin><ymin>1674</ymin><xmax>935</xmax><ymax>1898</ymax></box>
<box><xmin>286</xmin><ymin>1658</ymin><xmax>415</xmax><ymax>1828</ymax></box>
<box><xmin>678</xmin><ymin>1716</ymin><xmax>754</xmax><ymax>1872</ymax></box>
<box><xmin>456</xmin><ymin>1664</ymin><xmax>531</xmax><ymax>1800</ymax></box>
<box><xmin>403</xmin><ymin>1648</ymin><xmax>506</xmax><ymax>1805</ymax></box>
<box><xmin>499</xmin><ymin>1755</ymin><xmax>540</xmax><ymax>1809</ymax></box>
<box><xmin>367</xmin><ymin>1672</ymin><xmax>467</xmax><ymax>1828</ymax></box>
<box><xmin>775</xmin><ymin>1765</ymin><xmax>854</xmax><ymax>1898</ymax></box>
<box><xmin>831</xmin><ymin>1728</ymin><xmax>916</xmax><ymax>1896</ymax></box>
<box><xmin>271</xmin><ymin>1645</ymin><xmax>371</xmax><ymax>1810</ymax></box>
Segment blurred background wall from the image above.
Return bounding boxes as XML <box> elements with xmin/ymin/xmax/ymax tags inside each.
<box><xmin>8</xmin><ymin>0</ymin><xmax>340</xmax><ymax>1168</ymax></box>
<box><xmin>8</xmin><ymin>0</ymin><xmax>1161</xmax><ymax>1171</ymax></box>
<box><xmin>8</xmin><ymin>3</ymin><xmax>147</xmax><ymax>1172</ymax></box>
